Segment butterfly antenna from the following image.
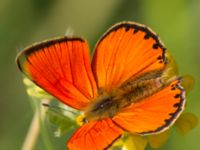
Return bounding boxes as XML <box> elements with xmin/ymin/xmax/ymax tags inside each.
<box><xmin>42</xmin><ymin>103</ymin><xmax>79</xmax><ymax>115</ymax></box>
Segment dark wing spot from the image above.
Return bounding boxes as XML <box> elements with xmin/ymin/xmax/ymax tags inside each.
<box><xmin>125</xmin><ymin>26</ymin><xmax>131</xmax><ymax>32</ymax></box>
<box><xmin>157</xmin><ymin>55</ymin><xmax>162</xmax><ymax>60</ymax></box>
<box><xmin>153</xmin><ymin>43</ymin><xmax>159</xmax><ymax>49</ymax></box>
<box><xmin>133</xmin><ymin>28</ymin><xmax>139</xmax><ymax>34</ymax></box>
<box><xmin>164</xmin><ymin>118</ymin><xmax>171</xmax><ymax>124</ymax></box>
<box><xmin>169</xmin><ymin>113</ymin><xmax>175</xmax><ymax>116</ymax></box>
<box><xmin>171</xmin><ymin>87</ymin><xmax>176</xmax><ymax>90</ymax></box>
<box><xmin>173</xmin><ymin>102</ymin><xmax>180</xmax><ymax>107</ymax></box>
<box><xmin>144</xmin><ymin>33</ymin><xmax>151</xmax><ymax>39</ymax></box>
<box><xmin>174</xmin><ymin>94</ymin><xmax>181</xmax><ymax>99</ymax></box>
<box><xmin>171</xmin><ymin>84</ymin><xmax>175</xmax><ymax>88</ymax></box>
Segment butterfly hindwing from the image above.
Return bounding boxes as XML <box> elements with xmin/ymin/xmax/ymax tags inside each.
<box><xmin>16</xmin><ymin>37</ymin><xmax>97</xmax><ymax>110</ymax></box>
<box><xmin>67</xmin><ymin>119</ymin><xmax>122</xmax><ymax>150</ymax></box>
<box><xmin>113</xmin><ymin>79</ymin><xmax>185</xmax><ymax>134</ymax></box>
<box><xmin>92</xmin><ymin>22</ymin><xmax>167</xmax><ymax>91</ymax></box>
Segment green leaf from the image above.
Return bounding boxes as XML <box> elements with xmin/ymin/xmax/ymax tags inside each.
<box><xmin>46</xmin><ymin>107</ymin><xmax>77</xmax><ymax>137</ymax></box>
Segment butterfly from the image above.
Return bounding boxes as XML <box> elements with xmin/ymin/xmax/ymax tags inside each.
<box><xmin>16</xmin><ymin>21</ymin><xmax>186</xmax><ymax>150</ymax></box>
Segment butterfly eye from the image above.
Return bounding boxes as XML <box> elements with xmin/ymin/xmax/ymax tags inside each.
<box><xmin>100</xmin><ymin>104</ymin><xmax>104</xmax><ymax>108</ymax></box>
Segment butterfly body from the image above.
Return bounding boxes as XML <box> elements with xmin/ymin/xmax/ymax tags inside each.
<box><xmin>84</xmin><ymin>70</ymin><xmax>166</xmax><ymax>122</ymax></box>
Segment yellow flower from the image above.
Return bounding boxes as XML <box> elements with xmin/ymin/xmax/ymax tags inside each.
<box><xmin>174</xmin><ymin>113</ymin><xmax>198</xmax><ymax>135</ymax></box>
<box><xmin>123</xmin><ymin>134</ymin><xmax>148</xmax><ymax>150</ymax></box>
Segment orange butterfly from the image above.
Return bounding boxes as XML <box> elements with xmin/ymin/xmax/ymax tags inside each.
<box><xmin>16</xmin><ymin>22</ymin><xmax>186</xmax><ymax>150</ymax></box>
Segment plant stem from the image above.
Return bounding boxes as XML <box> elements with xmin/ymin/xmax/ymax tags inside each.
<box><xmin>40</xmin><ymin>99</ymin><xmax>54</xmax><ymax>150</ymax></box>
<box><xmin>22</xmin><ymin>98</ymin><xmax>54</xmax><ymax>150</ymax></box>
<box><xmin>22</xmin><ymin>108</ymin><xmax>40</xmax><ymax>150</ymax></box>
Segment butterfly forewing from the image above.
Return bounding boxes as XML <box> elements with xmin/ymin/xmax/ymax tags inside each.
<box><xmin>92</xmin><ymin>22</ymin><xmax>167</xmax><ymax>92</ymax></box>
<box><xmin>16</xmin><ymin>37</ymin><xmax>97</xmax><ymax>110</ymax></box>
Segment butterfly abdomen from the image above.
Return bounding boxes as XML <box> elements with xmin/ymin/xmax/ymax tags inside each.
<box><xmin>118</xmin><ymin>70</ymin><xmax>164</xmax><ymax>103</ymax></box>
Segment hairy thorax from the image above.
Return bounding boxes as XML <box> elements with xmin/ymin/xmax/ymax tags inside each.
<box><xmin>83</xmin><ymin>70</ymin><xmax>166</xmax><ymax>122</ymax></box>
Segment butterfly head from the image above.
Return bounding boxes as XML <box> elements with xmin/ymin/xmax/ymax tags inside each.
<box><xmin>83</xmin><ymin>89</ymin><xmax>123</xmax><ymax>122</ymax></box>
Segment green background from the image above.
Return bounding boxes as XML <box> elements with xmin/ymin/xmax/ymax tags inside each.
<box><xmin>0</xmin><ymin>0</ymin><xmax>199</xmax><ymax>150</ymax></box>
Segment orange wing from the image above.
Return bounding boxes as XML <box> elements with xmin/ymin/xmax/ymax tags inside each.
<box><xmin>16</xmin><ymin>37</ymin><xmax>97</xmax><ymax>110</ymax></box>
<box><xmin>113</xmin><ymin>79</ymin><xmax>186</xmax><ymax>134</ymax></box>
<box><xmin>92</xmin><ymin>22</ymin><xmax>167</xmax><ymax>91</ymax></box>
<box><xmin>67</xmin><ymin>119</ymin><xmax>122</xmax><ymax>150</ymax></box>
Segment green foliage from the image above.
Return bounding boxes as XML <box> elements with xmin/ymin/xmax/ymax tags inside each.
<box><xmin>1</xmin><ymin>0</ymin><xmax>200</xmax><ymax>150</ymax></box>
<box><xmin>46</xmin><ymin>106</ymin><xmax>77</xmax><ymax>137</ymax></box>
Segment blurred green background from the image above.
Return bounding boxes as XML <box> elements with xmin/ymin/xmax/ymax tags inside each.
<box><xmin>0</xmin><ymin>0</ymin><xmax>200</xmax><ymax>150</ymax></box>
